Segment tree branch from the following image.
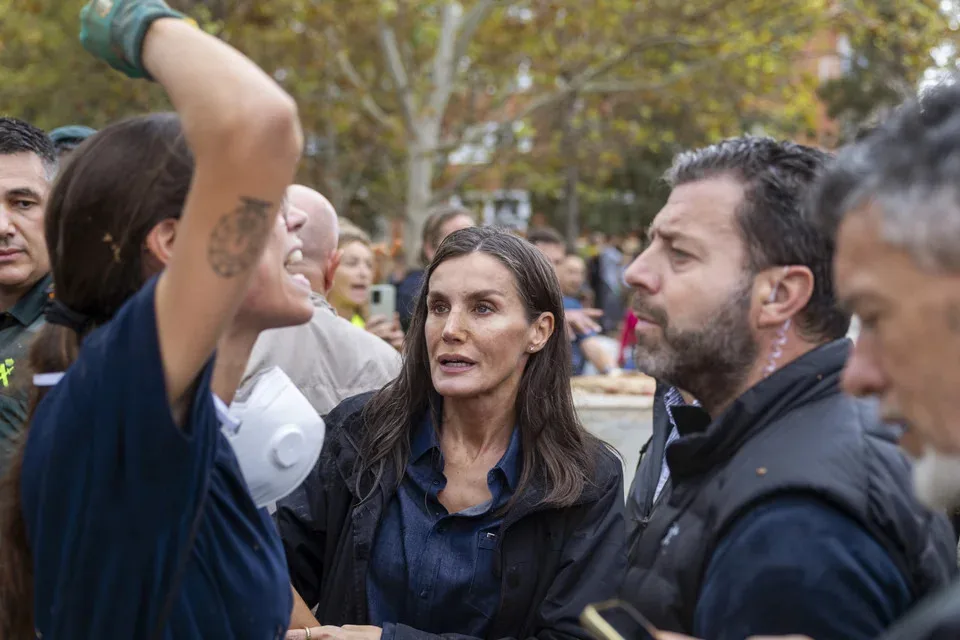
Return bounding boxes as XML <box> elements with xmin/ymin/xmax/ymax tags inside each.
<box><xmin>433</xmin><ymin>34</ymin><xmax>719</xmax><ymax>154</ymax></box>
<box><xmin>324</xmin><ymin>28</ymin><xmax>399</xmax><ymax>132</ymax></box>
<box><xmin>377</xmin><ymin>17</ymin><xmax>417</xmax><ymax>134</ymax></box>
<box><xmin>452</xmin><ymin>0</ymin><xmax>503</xmax><ymax>70</ymax></box>
<box><xmin>430</xmin><ymin>15</ymin><xmax>822</xmax><ymax>200</ymax></box>
<box><xmin>581</xmin><ymin>20</ymin><xmax>823</xmax><ymax>95</ymax></box>
<box><xmin>431</xmin><ymin>145</ymin><xmax>522</xmax><ymax>205</ymax></box>
<box><xmin>425</xmin><ymin>2</ymin><xmax>461</xmax><ymax>128</ymax></box>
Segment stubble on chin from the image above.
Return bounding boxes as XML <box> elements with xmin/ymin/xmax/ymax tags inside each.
<box><xmin>632</xmin><ymin>285</ymin><xmax>758</xmax><ymax>410</ymax></box>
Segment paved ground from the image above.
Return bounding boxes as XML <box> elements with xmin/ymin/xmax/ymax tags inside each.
<box><xmin>581</xmin><ymin>408</ymin><xmax>654</xmax><ymax>495</ymax></box>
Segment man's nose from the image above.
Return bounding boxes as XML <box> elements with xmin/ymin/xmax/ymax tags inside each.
<box><xmin>623</xmin><ymin>249</ymin><xmax>660</xmax><ymax>294</ymax></box>
<box><xmin>841</xmin><ymin>334</ymin><xmax>887</xmax><ymax>398</ymax></box>
<box><xmin>0</xmin><ymin>205</ymin><xmax>15</xmax><ymax>236</ymax></box>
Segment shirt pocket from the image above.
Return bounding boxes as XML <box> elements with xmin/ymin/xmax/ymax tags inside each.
<box><xmin>466</xmin><ymin>530</ymin><xmax>501</xmax><ymax>618</ymax></box>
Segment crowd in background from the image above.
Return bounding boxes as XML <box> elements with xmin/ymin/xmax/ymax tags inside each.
<box><xmin>8</xmin><ymin>2</ymin><xmax>960</xmax><ymax>640</ymax></box>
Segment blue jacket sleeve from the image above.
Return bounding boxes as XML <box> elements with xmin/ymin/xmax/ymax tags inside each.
<box><xmin>694</xmin><ymin>494</ymin><xmax>913</xmax><ymax>640</ymax></box>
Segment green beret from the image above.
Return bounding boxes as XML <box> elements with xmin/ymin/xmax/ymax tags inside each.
<box><xmin>49</xmin><ymin>125</ymin><xmax>97</xmax><ymax>145</ymax></box>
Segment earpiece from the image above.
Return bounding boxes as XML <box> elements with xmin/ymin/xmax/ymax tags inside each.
<box><xmin>764</xmin><ymin>267</ymin><xmax>793</xmax><ymax>377</ymax></box>
<box><xmin>766</xmin><ymin>266</ymin><xmax>790</xmax><ymax>304</ymax></box>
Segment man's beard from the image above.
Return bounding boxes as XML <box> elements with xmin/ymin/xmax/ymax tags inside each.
<box><xmin>912</xmin><ymin>446</ymin><xmax>960</xmax><ymax>511</ymax></box>
<box><xmin>632</xmin><ymin>278</ymin><xmax>759</xmax><ymax>412</ymax></box>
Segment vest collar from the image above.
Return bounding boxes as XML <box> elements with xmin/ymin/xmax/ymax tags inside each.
<box><xmin>667</xmin><ymin>339</ymin><xmax>851</xmax><ymax>481</ymax></box>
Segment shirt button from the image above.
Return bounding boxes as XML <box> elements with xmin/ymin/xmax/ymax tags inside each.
<box><xmin>419</xmin><ymin>590</ymin><xmax>428</xmax><ymax>599</ymax></box>
<box><xmin>437</xmin><ymin>523</ymin><xmax>448</xmax><ymax>533</ymax></box>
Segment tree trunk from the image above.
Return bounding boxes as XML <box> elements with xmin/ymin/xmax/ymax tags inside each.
<box><xmin>563</xmin><ymin>92</ymin><xmax>581</xmax><ymax>247</ymax></box>
<box><xmin>405</xmin><ymin>138</ymin><xmax>435</xmax><ymax>268</ymax></box>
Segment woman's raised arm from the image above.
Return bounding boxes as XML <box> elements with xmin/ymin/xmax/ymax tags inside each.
<box><xmin>81</xmin><ymin>0</ymin><xmax>303</xmax><ymax>403</ymax></box>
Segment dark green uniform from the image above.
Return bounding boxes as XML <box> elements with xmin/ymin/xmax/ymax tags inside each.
<box><xmin>0</xmin><ymin>274</ymin><xmax>52</xmax><ymax>472</ymax></box>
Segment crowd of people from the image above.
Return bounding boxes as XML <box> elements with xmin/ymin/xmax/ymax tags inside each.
<box><xmin>5</xmin><ymin>1</ymin><xmax>960</xmax><ymax>639</ymax></box>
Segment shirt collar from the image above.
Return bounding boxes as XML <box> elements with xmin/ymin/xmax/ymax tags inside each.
<box><xmin>411</xmin><ymin>411</ymin><xmax>442</xmax><ymax>463</ymax></box>
<box><xmin>663</xmin><ymin>385</ymin><xmax>709</xmax><ymax>437</ymax></box>
<box><xmin>663</xmin><ymin>385</ymin><xmax>698</xmax><ymax>409</ymax></box>
<box><xmin>494</xmin><ymin>424</ymin><xmax>522</xmax><ymax>492</ymax></box>
<box><xmin>311</xmin><ymin>292</ymin><xmax>335</xmax><ymax>314</ymax></box>
<box><xmin>410</xmin><ymin>410</ymin><xmax>523</xmax><ymax>492</ymax></box>
<box><xmin>8</xmin><ymin>274</ymin><xmax>53</xmax><ymax>327</ymax></box>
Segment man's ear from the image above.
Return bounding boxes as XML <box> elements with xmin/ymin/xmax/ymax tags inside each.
<box><xmin>143</xmin><ymin>219</ymin><xmax>179</xmax><ymax>273</ymax></box>
<box><xmin>757</xmin><ymin>265</ymin><xmax>814</xmax><ymax>330</ymax></box>
<box><xmin>324</xmin><ymin>249</ymin><xmax>342</xmax><ymax>294</ymax></box>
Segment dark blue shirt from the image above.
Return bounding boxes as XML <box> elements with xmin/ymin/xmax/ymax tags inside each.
<box><xmin>695</xmin><ymin>494</ymin><xmax>913</xmax><ymax>640</ymax></box>
<box><xmin>564</xmin><ymin>296</ymin><xmax>596</xmax><ymax>375</ymax></box>
<box><xmin>22</xmin><ymin>276</ymin><xmax>291</xmax><ymax>639</ymax></box>
<box><xmin>367</xmin><ymin>413</ymin><xmax>522</xmax><ymax>638</ymax></box>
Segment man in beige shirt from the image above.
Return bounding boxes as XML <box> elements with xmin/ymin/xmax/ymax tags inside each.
<box><xmin>242</xmin><ymin>185</ymin><xmax>401</xmax><ymax>415</ymax></box>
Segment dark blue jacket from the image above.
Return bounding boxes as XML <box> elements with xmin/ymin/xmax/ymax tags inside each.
<box><xmin>621</xmin><ymin>340</ymin><xmax>958</xmax><ymax>638</ymax></box>
<box><xmin>277</xmin><ymin>393</ymin><xmax>626</xmax><ymax>640</ymax></box>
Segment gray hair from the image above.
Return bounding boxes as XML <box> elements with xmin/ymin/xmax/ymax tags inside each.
<box><xmin>812</xmin><ymin>79</ymin><xmax>960</xmax><ymax>272</ymax></box>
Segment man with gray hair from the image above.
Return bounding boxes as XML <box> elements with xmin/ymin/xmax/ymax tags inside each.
<box><xmin>241</xmin><ymin>184</ymin><xmax>401</xmax><ymax>415</ymax></box>
<box><xmin>810</xmin><ymin>80</ymin><xmax>960</xmax><ymax>639</ymax></box>
<box><xmin>0</xmin><ymin>117</ymin><xmax>56</xmax><ymax>472</ymax></box>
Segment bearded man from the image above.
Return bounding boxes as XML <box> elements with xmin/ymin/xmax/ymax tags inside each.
<box><xmin>618</xmin><ymin>137</ymin><xmax>956</xmax><ymax>640</ymax></box>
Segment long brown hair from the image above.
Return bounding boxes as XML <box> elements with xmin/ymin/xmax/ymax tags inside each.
<box><xmin>0</xmin><ymin>113</ymin><xmax>193</xmax><ymax>638</ymax></box>
<box><xmin>359</xmin><ymin>226</ymin><xmax>601</xmax><ymax>509</ymax></box>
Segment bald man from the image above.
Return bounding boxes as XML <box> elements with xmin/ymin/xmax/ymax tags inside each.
<box><xmin>286</xmin><ymin>184</ymin><xmax>340</xmax><ymax>296</ymax></box>
<box><xmin>241</xmin><ymin>185</ymin><xmax>401</xmax><ymax>416</ymax></box>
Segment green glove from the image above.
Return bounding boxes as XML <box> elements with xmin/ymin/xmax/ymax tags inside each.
<box><xmin>80</xmin><ymin>0</ymin><xmax>192</xmax><ymax>80</ymax></box>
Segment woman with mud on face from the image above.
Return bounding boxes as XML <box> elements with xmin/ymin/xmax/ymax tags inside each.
<box><xmin>0</xmin><ymin>1</ymin><xmax>310</xmax><ymax>638</ymax></box>
<box><xmin>279</xmin><ymin>226</ymin><xmax>627</xmax><ymax>640</ymax></box>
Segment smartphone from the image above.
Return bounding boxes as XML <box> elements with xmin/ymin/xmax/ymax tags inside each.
<box><xmin>581</xmin><ymin>600</ymin><xmax>659</xmax><ymax>640</ymax></box>
<box><xmin>369</xmin><ymin>284</ymin><xmax>397</xmax><ymax>319</ymax></box>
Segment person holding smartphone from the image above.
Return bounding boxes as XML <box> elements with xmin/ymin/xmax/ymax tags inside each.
<box><xmin>0</xmin><ymin>1</ymin><xmax>307</xmax><ymax>636</ymax></box>
<box><xmin>328</xmin><ymin>224</ymin><xmax>404</xmax><ymax>349</ymax></box>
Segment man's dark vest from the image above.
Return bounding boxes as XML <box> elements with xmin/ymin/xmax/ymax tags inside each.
<box><xmin>621</xmin><ymin>340</ymin><xmax>958</xmax><ymax>633</ymax></box>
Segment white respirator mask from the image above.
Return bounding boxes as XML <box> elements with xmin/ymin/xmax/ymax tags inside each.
<box><xmin>214</xmin><ymin>366</ymin><xmax>325</xmax><ymax>509</ymax></box>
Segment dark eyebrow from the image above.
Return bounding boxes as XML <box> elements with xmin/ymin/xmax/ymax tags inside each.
<box><xmin>648</xmin><ymin>226</ymin><xmax>704</xmax><ymax>253</ymax></box>
<box><xmin>467</xmin><ymin>289</ymin><xmax>506</xmax><ymax>300</ymax></box>
<box><xmin>4</xmin><ymin>188</ymin><xmax>43</xmax><ymax>201</ymax></box>
<box><xmin>428</xmin><ymin>288</ymin><xmax>506</xmax><ymax>301</ymax></box>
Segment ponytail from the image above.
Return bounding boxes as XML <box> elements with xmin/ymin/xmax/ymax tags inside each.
<box><xmin>0</xmin><ymin>323</ymin><xmax>81</xmax><ymax>639</ymax></box>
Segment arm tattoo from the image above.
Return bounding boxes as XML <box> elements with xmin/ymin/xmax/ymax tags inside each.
<box><xmin>207</xmin><ymin>196</ymin><xmax>273</xmax><ymax>278</ymax></box>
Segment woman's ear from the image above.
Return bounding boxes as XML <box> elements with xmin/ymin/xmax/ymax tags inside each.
<box><xmin>143</xmin><ymin>219</ymin><xmax>179</xmax><ymax>274</ymax></box>
<box><xmin>528</xmin><ymin>311</ymin><xmax>555</xmax><ymax>353</ymax></box>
